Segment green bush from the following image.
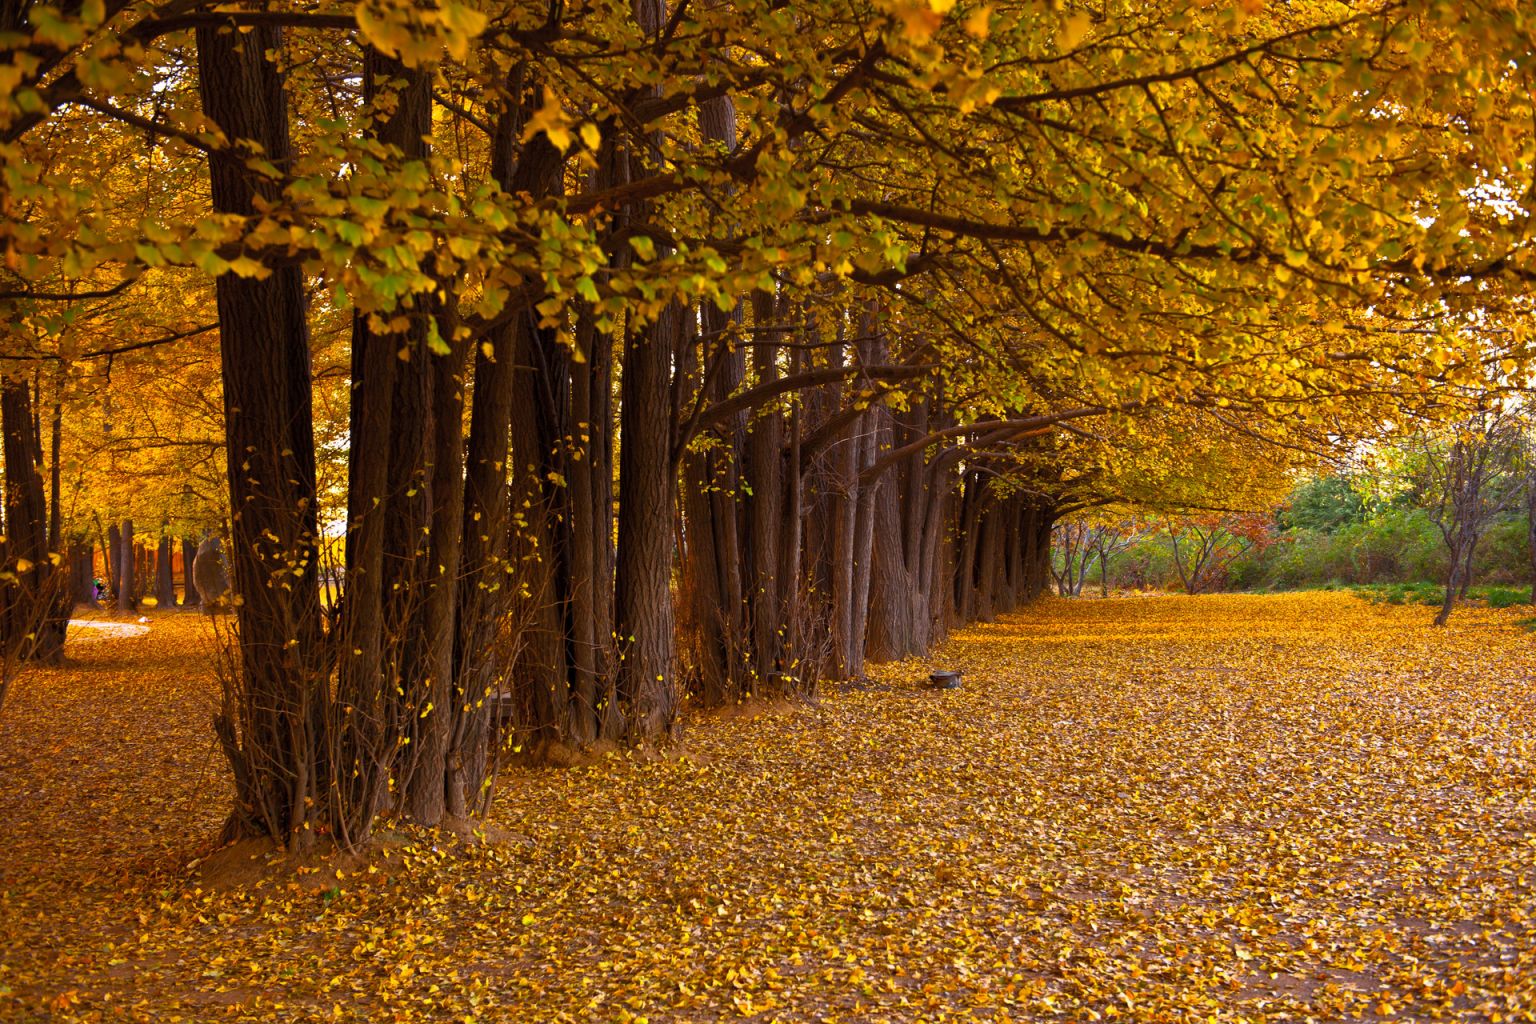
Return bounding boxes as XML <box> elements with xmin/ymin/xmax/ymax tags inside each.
<box><xmin>1481</xmin><ymin>585</ymin><xmax>1528</xmax><ymax>609</ymax></box>
<box><xmin>1281</xmin><ymin>475</ymin><xmax>1367</xmax><ymax>533</ymax></box>
<box><xmin>1350</xmin><ymin>581</ymin><xmax>1446</xmax><ymax>606</ymax></box>
<box><xmin>1107</xmin><ymin>537</ymin><xmax>1176</xmax><ymax>590</ymax></box>
<box><xmin>1474</xmin><ymin>515</ymin><xmax>1530</xmax><ymax>584</ymax></box>
<box><xmin>1242</xmin><ymin>507</ymin><xmax>1449</xmax><ymax>590</ymax></box>
<box><xmin>1094</xmin><ymin>499</ymin><xmax>1532</xmax><ymax>597</ymax></box>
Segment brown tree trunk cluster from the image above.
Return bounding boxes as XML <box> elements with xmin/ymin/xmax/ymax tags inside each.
<box><xmin>184</xmin><ymin>14</ymin><xmax>1063</xmax><ymax>849</ymax></box>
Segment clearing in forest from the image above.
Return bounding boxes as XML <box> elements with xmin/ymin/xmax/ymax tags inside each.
<box><xmin>2</xmin><ymin>592</ymin><xmax>1534</xmax><ymax>1023</ymax></box>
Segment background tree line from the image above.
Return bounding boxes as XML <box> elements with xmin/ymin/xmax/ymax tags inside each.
<box><xmin>1052</xmin><ymin>406</ymin><xmax>1536</xmax><ymax>625</ymax></box>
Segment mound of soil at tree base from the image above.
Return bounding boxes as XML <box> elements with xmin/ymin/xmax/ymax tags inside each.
<box><xmin>192</xmin><ymin>823</ymin><xmax>532</xmax><ymax>894</ymax></box>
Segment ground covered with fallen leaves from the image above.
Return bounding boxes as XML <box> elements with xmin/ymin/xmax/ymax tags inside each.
<box><xmin>3</xmin><ymin>593</ymin><xmax>1535</xmax><ymax>1023</ymax></box>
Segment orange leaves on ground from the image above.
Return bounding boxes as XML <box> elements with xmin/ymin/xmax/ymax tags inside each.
<box><xmin>3</xmin><ymin>594</ymin><xmax>1536</xmax><ymax>1021</ymax></box>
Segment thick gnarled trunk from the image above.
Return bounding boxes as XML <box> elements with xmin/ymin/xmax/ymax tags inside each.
<box><xmin>197</xmin><ymin>21</ymin><xmax>324</xmax><ymax>846</ymax></box>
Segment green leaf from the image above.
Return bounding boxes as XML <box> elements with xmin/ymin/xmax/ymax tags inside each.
<box><xmin>629</xmin><ymin>236</ymin><xmax>656</xmax><ymax>262</ymax></box>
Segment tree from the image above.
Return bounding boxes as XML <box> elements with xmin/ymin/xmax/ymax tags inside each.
<box><xmin>1089</xmin><ymin>521</ymin><xmax>1139</xmax><ymax>598</ymax></box>
<box><xmin>1417</xmin><ymin>410</ymin><xmax>1525</xmax><ymax>626</ymax></box>
<box><xmin>1167</xmin><ymin>515</ymin><xmax>1272</xmax><ymax>596</ymax></box>
<box><xmin>0</xmin><ymin>372</ymin><xmax>68</xmax><ymax>717</ymax></box>
<box><xmin>6</xmin><ymin>0</ymin><xmax>1536</xmax><ymax>851</ymax></box>
<box><xmin>1051</xmin><ymin>520</ymin><xmax>1103</xmax><ymax>598</ymax></box>
<box><xmin>196</xmin><ymin>18</ymin><xmax>327</xmax><ymax>844</ymax></box>
<box><xmin>1282</xmin><ymin>476</ymin><xmax>1368</xmax><ymax>534</ymax></box>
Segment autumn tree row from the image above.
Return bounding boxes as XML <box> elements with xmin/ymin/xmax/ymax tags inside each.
<box><xmin>3</xmin><ymin>0</ymin><xmax>1535</xmax><ymax>845</ymax></box>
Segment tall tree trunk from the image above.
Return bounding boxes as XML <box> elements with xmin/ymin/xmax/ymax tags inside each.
<box><xmin>181</xmin><ymin>537</ymin><xmax>200</xmax><ymax>608</ymax></box>
<box><xmin>155</xmin><ymin>533</ymin><xmax>176</xmax><ymax>608</ymax></box>
<box><xmin>136</xmin><ymin>542</ymin><xmax>150</xmax><ymax>603</ymax></box>
<box><xmin>507</xmin><ymin>313</ymin><xmax>571</xmax><ymax>745</ymax></box>
<box><xmin>847</xmin><ymin>412</ymin><xmax>878</xmax><ymax>679</ymax></box>
<box><xmin>744</xmin><ymin>290</ymin><xmax>783</xmax><ymax>687</ymax></box>
<box><xmin>918</xmin><ymin>462</ymin><xmax>951</xmax><ymax>641</ymax></box>
<box><xmin>975</xmin><ymin>508</ymin><xmax>1001</xmax><ymax>622</ymax></box>
<box><xmin>498</xmin><ymin>95</ymin><xmax>581</xmax><ymax>749</ymax></box>
<box><xmin>47</xmin><ymin>369</ymin><xmax>61</xmax><ymax>552</ymax></box>
<box><xmin>336</xmin><ymin>298</ymin><xmax>397</xmax><ymax>830</ymax></box>
<box><xmin>1027</xmin><ymin>505</ymin><xmax>1054</xmax><ymax>601</ymax></box>
<box><xmin>776</xmin><ymin>333</ymin><xmax>805</xmax><ymax>692</ymax></box>
<box><xmin>353</xmin><ymin>50</ymin><xmax>459</xmax><ymax>827</ymax></box>
<box><xmin>615</xmin><ymin>302</ymin><xmax>682</xmax><ymax>741</ymax></box>
<box><xmin>680</xmin><ymin>89</ymin><xmax>749</xmax><ymax>703</ymax></box>
<box><xmin>448</xmin><ymin>95</ymin><xmax>530</xmax><ymax>808</ymax></box>
<box><xmin>400</xmin><ymin>315</ymin><xmax>467</xmax><ymax>823</ymax></box>
<box><xmin>566</xmin><ymin>305</ymin><xmax>621</xmax><ymax>743</ymax></box>
<box><xmin>104</xmin><ymin>519</ymin><xmax>120</xmax><ymax>603</ymax></box>
<box><xmin>995</xmin><ymin>497</ymin><xmax>1019</xmax><ymax>607</ymax></box>
<box><xmin>1</xmin><ymin>378</ymin><xmax>66</xmax><ymax>663</ymax></box>
<box><xmin>828</xmin><ymin>375</ymin><xmax>860</xmax><ymax>678</ymax></box>
<box><xmin>197</xmin><ymin>20</ymin><xmax>325</xmax><ymax>845</ymax></box>
<box><xmin>613</xmin><ymin>0</ymin><xmax>681</xmax><ymax>742</ymax></box>
<box><xmin>116</xmin><ymin>520</ymin><xmax>136</xmax><ymax>614</ymax></box>
<box><xmin>867</xmin><ymin>471</ymin><xmax>916</xmax><ymax>659</ymax></box>
<box><xmin>682</xmin><ymin>445</ymin><xmax>731</xmax><ymax>702</ymax></box>
<box><xmin>73</xmin><ymin>539</ymin><xmax>98</xmax><ymax>608</ymax></box>
<box><xmin>450</xmin><ymin>307</ymin><xmax>514</xmax><ymax>816</ymax></box>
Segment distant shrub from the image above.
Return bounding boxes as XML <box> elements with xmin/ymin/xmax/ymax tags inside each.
<box><xmin>1482</xmin><ymin>586</ymin><xmax>1527</xmax><ymax>609</ymax></box>
<box><xmin>1474</xmin><ymin>515</ymin><xmax>1530</xmax><ymax>584</ymax></box>
<box><xmin>1280</xmin><ymin>475</ymin><xmax>1367</xmax><ymax>533</ymax></box>
<box><xmin>1091</xmin><ymin>501</ymin><xmax>1532</xmax><ymax>597</ymax></box>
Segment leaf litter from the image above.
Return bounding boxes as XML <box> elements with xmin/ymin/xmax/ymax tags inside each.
<box><xmin>1</xmin><ymin>592</ymin><xmax>1534</xmax><ymax>1022</ymax></box>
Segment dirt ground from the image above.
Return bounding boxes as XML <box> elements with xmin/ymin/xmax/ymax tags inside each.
<box><xmin>2</xmin><ymin>593</ymin><xmax>1534</xmax><ymax>1022</ymax></box>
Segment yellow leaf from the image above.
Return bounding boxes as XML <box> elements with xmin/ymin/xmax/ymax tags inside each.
<box><xmin>1058</xmin><ymin>11</ymin><xmax>1092</xmax><ymax>50</ymax></box>
<box><xmin>521</xmin><ymin>89</ymin><xmax>572</xmax><ymax>153</ymax></box>
<box><xmin>964</xmin><ymin>4</ymin><xmax>993</xmax><ymax>37</ymax></box>
<box><xmin>891</xmin><ymin>1</ymin><xmax>944</xmax><ymax>42</ymax></box>
<box><xmin>227</xmin><ymin>256</ymin><xmax>269</xmax><ymax>279</ymax></box>
<box><xmin>438</xmin><ymin>1</ymin><xmax>488</xmax><ymax>62</ymax></box>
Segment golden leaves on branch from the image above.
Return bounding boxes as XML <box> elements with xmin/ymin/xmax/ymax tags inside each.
<box><xmin>354</xmin><ymin>0</ymin><xmax>488</xmax><ymax>65</ymax></box>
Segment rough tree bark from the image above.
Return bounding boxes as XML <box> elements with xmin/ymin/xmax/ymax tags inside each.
<box><xmin>155</xmin><ymin>534</ymin><xmax>176</xmax><ymax>608</ymax></box>
<box><xmin>565</xmin><ymin>303</ymin><xmax>621</xmax><ymax>744</ymax></box>
<box><xmin>105</xmin><ymin>520</ymin><xmax>120</xmax><ymax>604</ymax></box>
<box><xmin>743</xmin><ymin>291</ymin><xmax>785</xmax><ymax>687</ymax></box>
<box><xmin>680</xmin><ymin>88</ymin><xmax>748</xmax><ymax>704</ymax></box>
<box><xmin>616</xmin><ymin>301</ymin><xmax>683</xmax><ymax>741</ymax></box>
<box><xmin>612</xmin><ymin>0</ymin><xmax>682</xmax><ymax>742</ymax></box>
<box><xmin>181</xmin><ymin>538</ymin><xmax>200</xmax><ymax>608</ymax></box>
<box><xmin>72</xmin><ymin>538</ymin><xmax>98</xmax><ymax>609</ymax></box>
<box><xmin>197</xmin><ymin>20</ymin><xmax>325</xmax><ymax>845</ymax></box>
<box><xmin>507</xmin><ymin>308</ymin><xmax>572</xmax><ymax>744</ymax></box>
<box><xmin>1</xmin><ymin>377</ymin><xmax>66</xmax><ymax>663</ymax></box>
<box><xmin>116</xmin><ymin>519</ymin><xmax>136</xmax><ymax>614</ymax></box>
